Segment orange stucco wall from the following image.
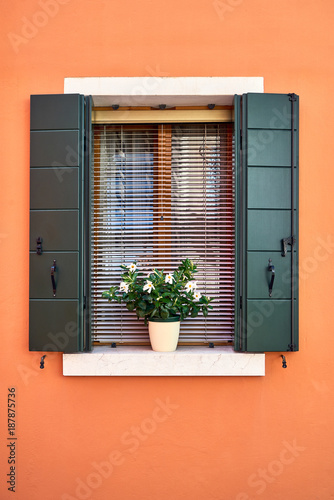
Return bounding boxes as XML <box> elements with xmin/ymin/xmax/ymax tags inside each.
<box><xmin>1</xmin><ymin>1</ymin><xmax>334</xmax><ymax>499</ymax></box>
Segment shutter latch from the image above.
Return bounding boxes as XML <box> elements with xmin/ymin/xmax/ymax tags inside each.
<box><xmin>281</xmin><ymin>236</ymin><xmax>295</xmax><ymax>257</ymax></box>
<box><xmin>36</xmin><ymin>237</ymin><xmax>42</xmax><ymax>255</ymax></box>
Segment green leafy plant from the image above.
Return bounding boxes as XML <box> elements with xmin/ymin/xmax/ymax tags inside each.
<box><xmin>102</xmin><ymin>258</ymin><xmax>214</xmax><ymax>323</ymax></box>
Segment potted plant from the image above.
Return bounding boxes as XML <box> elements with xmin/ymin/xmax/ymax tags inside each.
<box><xmin>102</xmin><ymin>258</ymin><xmax>214</xmax><ymax>351</ymax></box>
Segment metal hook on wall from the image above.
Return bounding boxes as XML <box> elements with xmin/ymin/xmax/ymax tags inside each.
<box><xmin>281</xmin><ymin>355</ymin><xmax>287</xmax><ymax>369</ymax></box>
<box><xmin>40</xmin><ymin>355</ymin><xmax>47</xmax><ymax>369</ymax></box>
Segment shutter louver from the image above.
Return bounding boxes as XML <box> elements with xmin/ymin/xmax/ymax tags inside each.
<box><xmin>91</xmin><ymin>123</ymin><xmax>235</xmax><ymax>345</ymax></box>
<box><xmin>235</xmin><ymin>93</ymin><xmax>299</xmax><ymax>352</ymax></box>
<box><xmin>29</xmin><ymin>94</ymin><xmax>85</xmax><ymax>352</ymax></box>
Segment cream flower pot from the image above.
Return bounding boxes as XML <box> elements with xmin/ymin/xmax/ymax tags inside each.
<box><xmin>148</xmin><ymin>317</ymin><xmax>180</xmax><ymax>352</ymax></box>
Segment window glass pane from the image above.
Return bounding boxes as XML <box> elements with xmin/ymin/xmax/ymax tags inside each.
<box><xmin>91</xmin><ymin>123</ymin><xmax>234</xmax><ymax>345</ymax></box>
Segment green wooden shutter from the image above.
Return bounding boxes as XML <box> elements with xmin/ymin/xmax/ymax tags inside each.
<box><xmin>235</xmin><ymin>93</ymin><xmax>299</xmax><ymax>352</ymax></box>
<box><xmin>29</xmin><ymin>94</ymin><xmax>87</xmax><ymax>352</ymax></box>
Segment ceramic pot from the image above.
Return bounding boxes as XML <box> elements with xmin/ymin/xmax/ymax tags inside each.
<box><xmin>148</xmin><ymin>316</ymin><xmax>180</xmax><ymax>352</ymax></box>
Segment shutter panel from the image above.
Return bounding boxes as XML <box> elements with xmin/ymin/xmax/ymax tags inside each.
<box><xmin>235</xmin><ymin>93</ymin><xmax>299</xmax><ymax>352</ymax></box>
<box><xmin>29</xmin><ymin>94</ymin><xmax>86</xmax><ymax>352</ymax></box>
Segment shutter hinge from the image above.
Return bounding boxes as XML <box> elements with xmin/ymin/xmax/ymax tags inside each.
<box><xmin>240</xmin><ymin>130</ymin><xmax>242</xmax><ymax>150</ymax></box>
<box><xmin>288</xmin><ymin>343</ymin><xmax>296</xmax><ymax>352</ymax></box>
<box><xmin>288</xmin><ymin>93</ymin><xmax>297</xmax><ymax>102</ymax></box>
<box><xmin>83</xmin><ymin>296</ymin><xmax>87</xmax><ymax>309</ymax></box>
<box><xmin>240</xmin><ymin>296</ymin><xmax>242</xmax><ymax>309</ymax></box>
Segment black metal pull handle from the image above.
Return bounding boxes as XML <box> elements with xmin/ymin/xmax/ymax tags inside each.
<box><xmin>268</xmin><ymin>259</ymin><xmax>275</xmax><ymax>297</ymax></box>
<box><xmin>51</xmin><ymin>260</ymin><xmax>57</xmax><ymax>297</ymax></box>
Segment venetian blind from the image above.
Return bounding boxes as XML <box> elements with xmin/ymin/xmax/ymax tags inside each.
<box><xmin>91</xmin><ymin>122</ymin><xmax>235</xmax><ymax>345</ymax></box>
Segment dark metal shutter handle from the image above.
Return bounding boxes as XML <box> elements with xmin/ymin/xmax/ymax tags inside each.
<box><xmin>268</xmin><ymin>259</ymin><xmax>275</xmax><ymax>297</ymax></box>
<box><xmin>51</xmin><ymin>260</ymin><xmax>57</xmax><ymax>297</ymax></box>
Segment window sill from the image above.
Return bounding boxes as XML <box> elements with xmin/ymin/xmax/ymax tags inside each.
<box><xmin>63</xmin><ymin>346</ymin><xmax>265</xmax><ymax>376</ymax></box>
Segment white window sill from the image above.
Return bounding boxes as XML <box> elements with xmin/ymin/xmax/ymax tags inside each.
<box><xmin>63</xmin><ymin>346</ymin><xmax>265</xmax><ymax>376</ymax></box>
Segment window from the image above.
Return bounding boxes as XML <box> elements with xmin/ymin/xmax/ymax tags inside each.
<box><xmin>29</xmin><ymin>80</ymin><xmax>299</xmax><ymax>364</ymax></box>
<box><xmin>91</xmin><ymin>121</ymin><xmax>234</xmax><ymax>346</ymax></box>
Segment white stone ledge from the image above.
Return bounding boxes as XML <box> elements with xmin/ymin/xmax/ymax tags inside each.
<box><xmin>63</xmin><ymin>346</ymin><xmax>265</xmax><ymax>377</ymax></box>
<box><xmin>64</xmin><ymin>76</ymin><xmax>264</xmax><ymax>107</ymax></box>
<box><xmin>65</xmin><ymin>76</ymin><xmax>264</xmax><ymax>96</ymax></box>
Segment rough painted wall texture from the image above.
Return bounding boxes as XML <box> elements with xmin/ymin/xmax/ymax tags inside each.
<box><xmin>1</xmin><ymin>0</ymin><xmax>334</xmax><ymax>498</ymax></box>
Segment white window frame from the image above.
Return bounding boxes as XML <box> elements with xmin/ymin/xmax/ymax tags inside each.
<box><xmin>62</xmin><ymin>76</ymin><xmax>265</xmax><ymax>376</ymax></box>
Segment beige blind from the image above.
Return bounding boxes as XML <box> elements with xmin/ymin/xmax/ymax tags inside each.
<box><xmin>91</xmin><ymin>123</ymin><xmax>235</xmax><ymax>345</ymax></box>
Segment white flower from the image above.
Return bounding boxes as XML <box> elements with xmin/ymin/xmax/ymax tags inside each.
<box><xmin>143</xmin><ymin>280</ymin><xmax>155</xmax><ymax>293</ymax></box>
<box><xmin>127</xmin><ymin>263</ymin><xmax>137</xmax><ymax>273</ymax></box>
<box><xmin>165</xmin><ymin>273</ymin><xmax>174</xmax><ymax>284</ymax></box>
<box><xmin>119</xmin><ymin>282</ymin><xmax>129</xmax><ymax>293</ymax></box>
<box><xmin>193</xmin><ymin>291</ymin><xmax>202</xmax><ymax>302</ymax></box>
<box><xmin>184</xmin><ymin>281</ymin><xmax>197</xmax><ymax>293</ymax></box>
